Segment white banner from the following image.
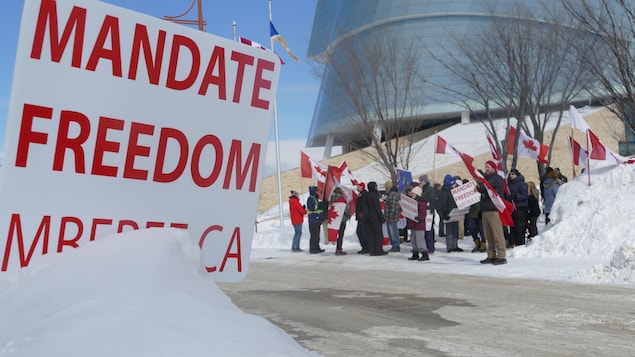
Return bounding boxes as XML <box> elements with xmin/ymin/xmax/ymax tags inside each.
<box><xmin>0</xmin><ymin>0</ymin><xmax>280</xmax><ymax>282</ymax></box>
<box><xmin>451</xmin><ymin>180</ymin><xmax>481</xmax><ymax>210</ymax></box>
<box><xmin>399</xmin><ymin>193</ymin><xmax>418</xmax><ymax>220</ymax></box>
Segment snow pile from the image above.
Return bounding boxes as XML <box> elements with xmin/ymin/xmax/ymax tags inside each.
<box><xmin>511</xmin><ymin>165</ymin><xmax>635</xmax><ymax>284</ymax></box>
<box><xmin>0</xmin><ymin>229</ymin><xmax>318</xmax><ymax>357</ymax></box>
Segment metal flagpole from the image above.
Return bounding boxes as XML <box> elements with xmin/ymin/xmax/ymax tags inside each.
<box><xmin>269</xmin><ymin>0</ymin><xmax>284</xmax><ymax>227</ymax></box>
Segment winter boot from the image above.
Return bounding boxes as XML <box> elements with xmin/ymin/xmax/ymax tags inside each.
<box><xmin>418</xmin><ymin>252</ymin><xmax>430</xmax><ymax>261</ymax></box>
<box><xmin>478</xmin><ymin>240</ymin><xmax>487</xmax><ymax>252</ymax></box>
<box><xmin>408</xmin><ymin>252</ymin><xmax>420</xmax><ymax>261</ymax></box>
<box><xmin>471</xmin><ymin>239</ymin><xmax>480</xmax><ymax>253</ymax></box>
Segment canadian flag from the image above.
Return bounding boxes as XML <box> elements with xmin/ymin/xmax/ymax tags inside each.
<box><xmin>338</xmin><ymin>161</ymin><xmax>359</xmax><ymax>186</ymax></box>
<box><xmin>435</xmin><ymin>134</ymin><xmax>472</xmax><ymax>164</ymax></box>
<box><xmin>507</xmin><ymin>126</ymin><xmax>549</xmax><ymax>164</ymax></box>
<box><xmin>588</xmin><ymin>130</ymin><xmax>607</xmax><ymax>160</ymax></box>
<box><xmin>327</xmin><ymin>195</ymin><xmax>347</xmax><ymax>243</ymax></box>
<box><xmin>569</xmin><ymin>105</ymin><xmax>591</xmax><ymax>132</ymax></box>
<box><xmin>459</xmin><ymin>152</ymin><xmax>515</xmax><ymax>226</ymax></box>
<box><xmin>300</xmin><ymin>151</ymin><xmax>327</xmax><ymax>183</ymax></box>
<box><xmin>587</xmin><ymin>130</ymin><xmax>635</xmax><ymax>164</ymax></box>
<box><xmin>435</xmin><ymin>136</ymin><xmax>513</xmax><ymax>226</ymax></box>
<box><xmin>239</xmin><ymin>36</ymin><xmax>285</xmax><ymax>64</ymax></box>
<box><xmin>568</xmin><ymin>136</ymin><xmax>588</xmax><ymax>166</ymax></box>
<box><xmin>485</xmin><ymin>131</ymin><xmax>509</xmax><ymax>195</ymax></box>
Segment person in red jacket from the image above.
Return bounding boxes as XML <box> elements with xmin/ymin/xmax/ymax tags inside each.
<box><xmin>289</xmin><ymin>190</ymin><xmax>307</xmax><ymax>252</ymax></box>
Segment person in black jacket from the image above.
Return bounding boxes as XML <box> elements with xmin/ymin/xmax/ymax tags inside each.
<box><xmin>478</xmin><ymin>161</ymin><xmax>508</xmax><ymax>265</ymax></box>
<box><xmin>507</xmin><ymin>168</ymin><xmax>529</xmax><ymax>248</ymax></box>
<box><xmin>366</xmin><ymin>181</ymin><xmax>388</xmax><ymax>256</ymax></box>
<box><xmin>355</xmin><ymin>182</ymin><xmax>370</xmax><ymax>254</ymax></box>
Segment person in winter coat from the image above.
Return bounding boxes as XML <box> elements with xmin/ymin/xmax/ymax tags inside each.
<box><xmin>507</xmin><ymin>168</ymin><xmax>529</xmax><ymax>247</ymax></box>
<box><xmin>467</xmin><ymin>201</ymin><xmax>485</xmax><ymax>252</ymax></box>
<box><xmin>289</xmin><ymin>190</ymin><xmax>307</xmax><ymax>252</ymax></box>
<box><xmin>420</xmin><ymin>175</ymin><xmax>437</xmax><ymax>253</ymax></box>
<box><xmin>384</xmin><ymin>180</ymin><xmax>402</xmax><ymax>252</ymax></box>
<box><xmin>478</xmin><ymin>160</ymin><xmax>507</xmax><ymax>265</ymax></box>
<box><xmin>542</xmin><ymin>167</ymin><xmax>562</xmax><ymax>224</ymax></box>
<box><xmin>306</xmin><ymin>186</ymin><xmax>325</xmax><ymax>254</ymax></box>
<box><xmin>355</xmin><ymin>182</ymin><xmax>370</xmax><ymax>254</ymax></box>
<box><xmin>440</xmin><ymin>174</ymin><xmax>462</xmax><ymax>252</ymax></box>
<box><xmin>366</xmin><ymin>181</ymin><xmax>388</xmax><ymax>256</ymax></box>
<box><xmin>329</xmin><ymin>187</ymin><xmax>350</xmax><ymax>256</ymax></box>
<box><xmin>434</xmin><ymin>183</ymin><xmax>445</xmax><ymax>237</ymax></box>
<box><xmin>406</xmin><ymin>186</ymin><xmax>430</xmax><ymax>261</ymax></box>
<box><xmin>526</xmin><ymin>181</ymin><xmax>541</xmax><ymax>238</ymax></box>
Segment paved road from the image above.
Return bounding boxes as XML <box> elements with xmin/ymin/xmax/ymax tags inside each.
<box><xmin>219</xmin><ymin>261</ymin><xmax>635</xmax><ymax>357</ymax></box>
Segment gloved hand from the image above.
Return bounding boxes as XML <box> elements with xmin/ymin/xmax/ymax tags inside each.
<box><xmin>445</xmin><ymin>216</ymin><xmax>451</xmax><ymax>221</ymax></box>
<box><xmin>414</xmin><ymin>216</ymin><xmax>421</xmax><ymax>222</ymax></box>
<box><xmin>303</xmin><ymin>205</ymin><xmax>306</xmax><ymax>209</ymax></box>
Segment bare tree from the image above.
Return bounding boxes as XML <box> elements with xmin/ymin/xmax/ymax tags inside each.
<box><xmin>561</xmin><ymin>0</ymin><xmax>635</xmax><ymax>138</ymax></box>
<box><xmin>311</xmin><ymin>28</ymin><xmax>426</xmax><ymax>183</ymax></box>
<box><xmin>435</xmin><ymin>1</ymin><xmax>593</xmax><ymax>175</ymax></box>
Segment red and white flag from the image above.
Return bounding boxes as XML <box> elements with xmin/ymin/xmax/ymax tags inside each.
<box><xmin>300</xmin><ymin>151</ymin><xmax>327</xmax><ymax>182</ymax></box>
<box><xmin>485</xmin><ymin>131</ymin><xmax>510</xmax><ymax>195</ymax></box>
<box><xmin>588</xmin><ymin>130</ymin><xmax>607</xmax><ymax>160</ymax></box>
<box><xmin>569</xmin><ymin>105</ymin><xmax>591</xmax><ymax>132</ymax></box>
<box><xmin>587</xmin><ymin>130</ymin><xmax>635</xmax><ymax>164</ymax></box>
<box><xmin>239</xmin><ymin>36</ymin><xmax>285</xmax><ymax>64</ymax></box>
<box><xmin>507</xmin><ymin>126</ymin><xmax>549</xmax><ymax>164</ymax></box>
<box><xmin>485</xmin><ymin>131</ymin><xmax>504</xmax><ymax>177</ymax></box>
<box><xmin>437</xmin><ymin>137</ymin><xmax>513</xmax><ymax>226</ymax></box>
<box><xmin>327</xmin><ymin>195</ymin><xmax>347</xmax><ymax>243</ymax></box>
<box><xmin>338</xmin><ymin>161</ymin><xmax>359</xmax><ymax>186</ymax></box>
<box><xmin>568</xmin><ymin>136</ymin><xmax>588</xmax><ymax>166</ymax></box>
<box><xmin>436</xmin><ymin>134</ymin><xmax>470</xmax><ymax>163</ymax></box>
<box><xmin>458</xmin><ymin>151</ymin><xmax>515</xmax><ymax>227</ymax></box>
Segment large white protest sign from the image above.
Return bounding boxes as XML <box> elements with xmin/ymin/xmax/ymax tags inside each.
<box><xmin>451</xmin><ymin>180</ymin><xmax>481</xmax><ymax>209</ymax></box>
<box><xmin>0</xmin><ymin>0</ymin><xmax>280</xmax><ymax>282</ymax></box>
<box><xmin>399</xmin><ymin>194</ymin><xmax>418</xmax><ymax>220</ymax></box>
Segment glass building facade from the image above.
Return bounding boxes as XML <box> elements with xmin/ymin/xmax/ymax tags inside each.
<box><xmin>306</xmin><ymin>0</ymin><xmax>577</xmax><ymax>148</ymax></box>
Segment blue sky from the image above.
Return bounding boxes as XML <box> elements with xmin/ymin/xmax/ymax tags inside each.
<box><xmin>0</xmin><ymin>0</ymin><xmax>320</xmax><ymax>165</ymax></box>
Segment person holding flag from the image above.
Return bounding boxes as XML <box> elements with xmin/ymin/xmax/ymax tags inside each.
<box><xmin>306</xmin><ymin>186</ymin><xmax>326</xmax><ymax>254</ymax></box>
<box><xmin>478</xmin><ymin>161</ymin><xmax>508</xmax><ymax>265</ymax></box>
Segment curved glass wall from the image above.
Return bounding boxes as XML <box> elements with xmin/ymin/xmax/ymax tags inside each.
<box><xmin>306</xmin><ymin>0</ymin><xmax>579</xmax><ymax>147</ymax></box>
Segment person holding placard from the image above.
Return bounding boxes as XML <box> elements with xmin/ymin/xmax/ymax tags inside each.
<box><xmin>406</xmin><ymin>186</ymin><xmax>430</xmax><ymax>261</ymax></box>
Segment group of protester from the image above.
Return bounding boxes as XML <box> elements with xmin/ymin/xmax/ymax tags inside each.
<box><xmin>288</xmin><ymin>162</ymin><xmax>566</xmax><ymax>265</ymax></box>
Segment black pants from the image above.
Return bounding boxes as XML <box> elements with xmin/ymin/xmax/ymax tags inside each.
<box><xmin>509</xmin><ymin>207</ymin><xmax>528</xmax><ymax>246</ymax></box>
<box><xmin>356</xmin><ymin>219</ymin><xmax>369</xmax><ymax>251</ymax></box>
<box><xmin>309</xmin><ymin>223</ymin><xmax>322</xmax><ymax>252</ymax></box>
<box><xmin>368</xmin><ymin>219</ymin><xmax>384</xmax><ymax>256</ymax></box>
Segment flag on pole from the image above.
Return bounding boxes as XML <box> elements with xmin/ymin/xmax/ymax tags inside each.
<box><xmin>338</xmin><ymin>161</ymin><xmax>359</xmax><ymax>186</ymax></box>
<box><xmin>485</xmin><ymin>131</ymin><xmax>509</xmax><ymax>197</ymax></box>
<box><xmin>568</xmin><ymin>136</ymin><xmax>589</xmax><ymax>166</ymax></box>
<box><xmin>270</xmin><ymin>21</ymin><xmax>299</xmax><ymax>62</ymax></box>
<box><xmin>569</xmin><ymin>105</ymin><xmax>591</xmax><ymax>132</ymax></box>
<box><xmin>300</xmin><ymin>151</ymin><xmax>327</xmax><ymax>182</ymax></box>
<box><xmin>435</xmin><ymin>136</ymin><xmax>513</xmax><ymax>226</ymax></box>
<box><xmin>588</xmin><ymin>130</ymin><xmax>607</xmax><ymax>160</ymax></box>
<box><xmin>239</xmin><ymin>36</ymin><xmax>285</xmax><ymax>64</ymax></box>
<box><xmin>507</xmin><ymin>126</ymin><xmax>549</xmax><ymax>164</ymax></box>
<box><xmin>458</xmin><ymin>151</ymin><xmax>515</xmax><ymax>226</ymax></box>
<box><xmin>435</xmin><ymin>134</ymin><xmax>470</xmax><ymax>161</ymax></box>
